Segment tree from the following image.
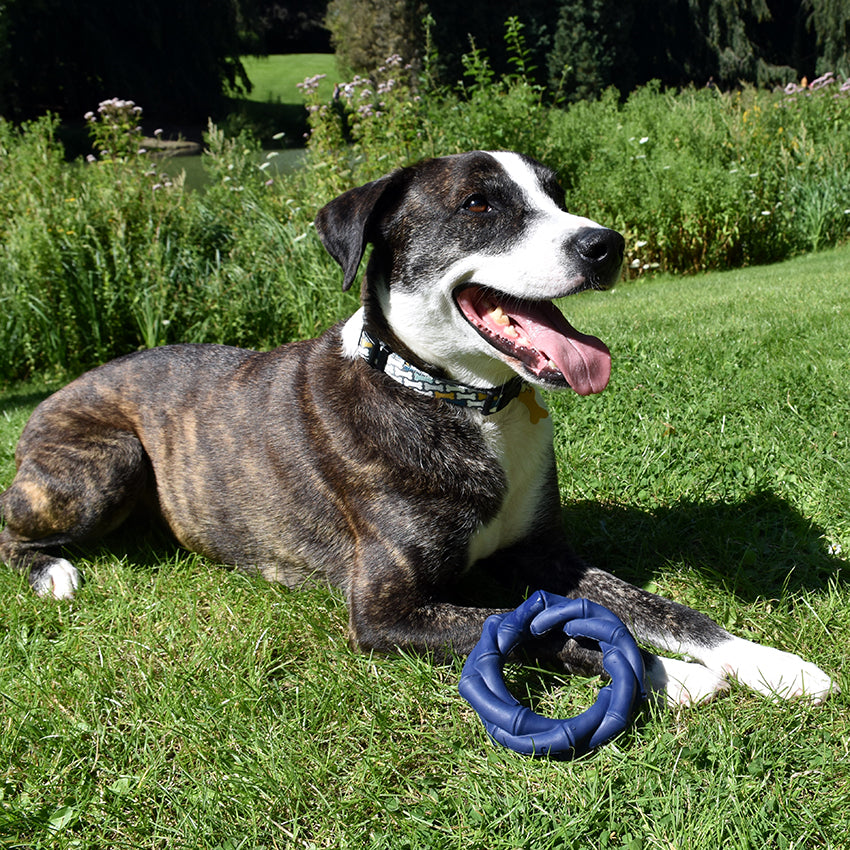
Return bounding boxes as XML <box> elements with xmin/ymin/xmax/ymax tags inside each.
<box><xmin>324</xmin><ymin>0</ymin><xmax>557</xmax><ymax>86</ymax></box>
<box><xmin>546</xmin><ymin>0</ymin><xmax>821</xmax><ymax>100</ymax></box>
<box><xmin>325</xmin><ymin>0</ymin><xmax>425</xmax><ymax>76</ymax></box>
<box><xmin>685</xmin><ymin>0</ymin><xmax>804</xmax><ymax>85</ymax></box>
<box><xmin>808</xmin><ymin>0</ymin><xmax>850</xmax><ymax>74</ymax></box>
<box><xmin>424</xmin><ymin>0</ymin><xmax>554</xmax><ymax>86</ymax></box>
<box><xmin>251</xmin><ymin>0</ymin><xmax>331</xmax><ymax>53</ymax></box>
<box><xmin>547</xmin><ymin>0</ymin><xmax>637</xmax><ymax>101</ymax></box>
<box><xmin>0</xmin><ymin>0</ymin><xmax>263</xmax><ymax>123</ymax></box>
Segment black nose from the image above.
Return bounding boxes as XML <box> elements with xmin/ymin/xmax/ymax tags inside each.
<box><xmin>572</xmin><ymin>227</ymin><xmax>625</xmax><ymax>289</ymax></box>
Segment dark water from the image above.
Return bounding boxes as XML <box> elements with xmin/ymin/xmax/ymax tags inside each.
<box><xmin>158</xmin><ymin>147</ymin><xmax>307</xmax><ymax>191</ymax></box>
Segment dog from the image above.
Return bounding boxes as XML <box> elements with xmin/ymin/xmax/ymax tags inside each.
<box><xmin>0</xmin><ymin>150</ymin><xmax>835</xmax><ymax>706</ymax></box>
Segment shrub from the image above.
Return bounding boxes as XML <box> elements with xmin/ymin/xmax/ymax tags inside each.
<box><xmin>0</xmin><ymin>110</ymin><xmax>350</xmax><ymax>383</ymax></box>
<box><xmin>0</xmin><ymin>113</ymin><xmax>199</xmax><ymax>378</ymax></box>
<box><xmin>545</xmin><ymin>78</ymin><xmax>850</xmax><ymax>273</ymax></box>
<box><xmin>546</xmin><ymin>84</ymin><xmax>783</xmax><ymax>272</ymax></box>
<box><xmin>1</xmin><ymin>33</ymin><xmax>849</xmax><ymax>384</ymax></box>
<box><xmin>298</xmin><ymin>28</ymin><xmax>850</xmax><ymax>276</ymax></box>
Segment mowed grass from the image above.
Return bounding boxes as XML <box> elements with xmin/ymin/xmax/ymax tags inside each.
<box><xmin>1</xmin><ymin>246</ymin><xmax>849</xmax><ymax>848</ymax></box>
<box><xmin>223</xmin><ymin>53</ymin><xmax>341</xmax><ymax>148</ymax></box>
<box><xmin>240</xmin><ymin>54</ymin><xmax>340</xmax><ymax>105</ymax></box>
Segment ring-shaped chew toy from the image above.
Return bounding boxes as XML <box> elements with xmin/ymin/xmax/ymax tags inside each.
<box><xmin>458</xmin><ymin>591</ymin><xmax>646</xmax><ymax>758</ymax></box>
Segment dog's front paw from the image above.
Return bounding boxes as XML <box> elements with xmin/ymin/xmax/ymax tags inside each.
<box><xmin>710</xmin><ymin>638</ymin><xmax>838</xmax><ymax>703</ymax></box>
<box><xmin>30</xmin><ymin>558</ymin><xmax>81</xmax><ymax>600</ymax></box>
<box><xmin>645</xmin><ymin>655</ymin><xmax>730</xmax><ymax>707</ymax></box>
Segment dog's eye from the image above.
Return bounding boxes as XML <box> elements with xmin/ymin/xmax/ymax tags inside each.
<box><xmin>462</xmin><ymin>195</ymin><xmax>491</xmax><ymax>214</ymax></box>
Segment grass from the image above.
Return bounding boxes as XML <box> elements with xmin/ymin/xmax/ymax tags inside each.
<box><xmin>1</xmin><ymin>245</ymin><xmax>849</xmax><ymax>848</ymax></box>
<box><xmin>240</xmin><ymin>54</ymin><xmax>340</xmax><ymax>106</ymax></box>
<box><xmin>224</xmin><ymin>54</ymin><xmax>342</xmax><ymax>147</ymax></box>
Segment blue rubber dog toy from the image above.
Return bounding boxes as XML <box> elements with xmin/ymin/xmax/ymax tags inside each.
<box><xmin>458</xmin><ymin>591</ymin><xmax>646</xmax><ymax>758</ymax></box>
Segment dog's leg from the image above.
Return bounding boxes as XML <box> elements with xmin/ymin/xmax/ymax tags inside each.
<box><xmin>567</xmin><ymin>564</ymin><xmax>837</xmax><ymax>705</ymax></box>
<box><xmin>640</xmin><ymin>654</ymin><xmax>731</xmax><ymax>706</ymax></box>
<box><xmin>480</xmin><ymin>541</ymin><xmax>836</xmax><ymax>705</ymax></box>
<box><xmin>343</xmin><ymin>542</ymin><xmax>702</xmax><ymax>696</ymax></box>
<box><xmin>0</xmin><ymin>428</ymin><xmax>149</xmax><ymax>599</ymax></box>
<box><xmin>0</xmin><ymin>540</ymin><xmax>81</xmax><ymax>600</ymax></box>
<box><xmin>346</xmin><ymin>563</ymin><xmax>729</xmax><ymax>705</ymax></box>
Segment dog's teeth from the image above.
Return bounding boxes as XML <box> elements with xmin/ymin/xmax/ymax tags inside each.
<box><xmin>503</xmin><ymin>324</ymin><xmax>519</xmax><ymax>339</ymax></box>
<box><xmin>547</xmin><ymin>359</ymin><xmax>558</xmax><ymax>371</ymax></box>
<box><xmin>490</xmin><ymin>306</ymin><xmax>511</xmax><ymax>327</ymax></box>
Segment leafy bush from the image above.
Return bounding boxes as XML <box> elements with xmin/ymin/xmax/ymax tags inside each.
<box><xmin>1</xmin><ymin>28</ymin><xmax>848</xmax><ymax>383</ymax></box>
<box><xmin>299</xmin><ymin>26</ymin><xmax>850</xmax><ymax>276</ymax></box>
<box><xmin>0</xmin><ymin>114</ymin><xmax>196</xmax><ymax>377</ymax></box>
<box><xmin>546</xmin><ymin>84</ymin><xmax>794</xmax><ymax>272</ymax></box>
<box><xmin>0</xmin><ymin>113</ymin><xmax>349</xmax><ymax>383</ymax></box>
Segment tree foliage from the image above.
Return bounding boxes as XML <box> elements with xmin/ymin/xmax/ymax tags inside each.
<box><xmin>547</xmin><ymin>0</ymin><xmax>820</xmax><ymax>100</ymax></box>
<box><xmin>325</xmin><ymin>0</ymin><xmax>425</xmax><ymax>76</ymax></box>
<box><xmin>326</xmin><ymin>0</ymin><xmax>846</xmax><ymax>99</ymax></box>
<box><xmin>548</xmin><ymin>0</ymin><xmax>637</xmax><ymax>101</ymax></box>
<box><xmin>416</xmin><ymin>0</ymin><xmax>553</xmax><ymax>85</ymax></box>
<box><xmin>808</xmin><ymin>0</ymin><xmax>850</xmax><ymax>73</ymax></box>
<box><xmin>0</xmin><ymin>0</ymin><xmax>262</xmax><ymax>123</ymax></box>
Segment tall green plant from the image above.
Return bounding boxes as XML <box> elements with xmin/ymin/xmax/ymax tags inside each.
<box><xmin>0</xmin><ymin>108</ymin><xmax>349</xmax><ymax>383</ymax></box>
<box><xmin>300</xmin><ymin>16</ymin><xmax>553</xmax><ymax>180</ymax></box>
<box><xmin>545</xmin><ymin>76</ymin><xmax>850</xmax><ymax>273</ymax></box>
<box><xmin>2</xmin><ymin>43</ymin><xmax>850</xmax><ymax>385</ymax></box>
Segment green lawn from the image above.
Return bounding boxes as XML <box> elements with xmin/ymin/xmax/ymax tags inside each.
<box><xmin>241</xmin><ymin>53</ymin><xmax>340</xmax><ymax>105</ymax></box>
<box><xmin>1</xmin><ymin>246</ymin><xmax>848</xmax><ymax>848</ymax></box>
<box><xmin>222</xmin><ymin>53</ymin><xmax>341</xmax><ymax>147</ymax></box>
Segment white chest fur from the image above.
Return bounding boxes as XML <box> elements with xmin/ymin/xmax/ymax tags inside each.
<box><xmin>341</xmin><ymin>310</ymin><xmax>555</xmax><ymax>565</ymax></box>
<box><xmin>466</xmin><ymin>392</ymin><xmax>554</xmax><ymax>566</ymax></box>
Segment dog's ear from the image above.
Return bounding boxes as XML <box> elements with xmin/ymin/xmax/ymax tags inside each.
<box><xmin>314</xmin><ymin>172</ymin><xmax>402</xmax><ymax>291</ymax></box>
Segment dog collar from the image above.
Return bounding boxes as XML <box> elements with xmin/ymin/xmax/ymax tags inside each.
<box><xmin>357</xmin><ymin>329</ymin><xmax>524</xmax><ymax>415</ymax></box>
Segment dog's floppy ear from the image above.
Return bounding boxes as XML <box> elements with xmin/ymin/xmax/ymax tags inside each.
<box><xmin>314</xmin><ymin>172</ymin><xmax>402</xmax><ymax>291</ymax></box>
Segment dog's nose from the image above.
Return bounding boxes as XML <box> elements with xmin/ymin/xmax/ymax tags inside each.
<box><xmin>572</xmin><ymin>227</ymin><xmax>625</xmax><ymax>287</ymax></box>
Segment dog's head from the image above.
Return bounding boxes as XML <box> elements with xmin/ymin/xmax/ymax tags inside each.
<box><xmin>315</xmin><ymin>151</ymin><xmax>624</xmax><ymax>395</ymax></box>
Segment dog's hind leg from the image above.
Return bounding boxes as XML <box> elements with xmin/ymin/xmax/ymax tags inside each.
<box><xmin>0</xmin><ymin>427</ymin><xmax>149</xmax><ymax>599</ymax></box>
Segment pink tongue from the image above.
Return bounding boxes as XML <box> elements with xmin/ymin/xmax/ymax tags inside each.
<box><xmin>514</xmin><ymin>301</ymin><xmax>611</xmax><ymax>395</ymax></box>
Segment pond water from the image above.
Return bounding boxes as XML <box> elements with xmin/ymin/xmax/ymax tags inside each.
<box><xmin>158</xmin><ymin>147</ymin><xmax>307</xmax><ymax>191</ymax></box>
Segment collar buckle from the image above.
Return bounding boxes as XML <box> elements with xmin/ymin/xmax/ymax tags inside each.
<box><xmin>359</xmin><ymin>331</ymin><xmax>392</xmax><ymax>371</ymax></box>
<box><xmin>480</xmin><ymin>377</ymin><xmax>524</xmax><ymax>414</ymax></box>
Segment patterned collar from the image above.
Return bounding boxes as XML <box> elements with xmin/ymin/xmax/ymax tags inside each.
<box><xmin>357</xmin><ymin>329</ymin><xmax>524</xmax><ymax>415</ymax></box>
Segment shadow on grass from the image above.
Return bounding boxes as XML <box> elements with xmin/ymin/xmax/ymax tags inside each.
<box><xmin>6</xmin><ymin>470</ymin><xmax>842</xmax><ymax>757</ymax></box>
<box><xmin>222</xmin><ymin>97</ymin><xmax>309</xmax><ymax>147</ymax></box>
<box><xmin>561</xmin><ymin>490</ymin><xmax>847</xmax><ymax>602</ymax></box>
<box><xmin>465</xmin><ymin>492</ymin><xmax>846</xmax><ymax>755</ymax></box>
<box><xmin>0</xmin><ymin>387</ymin><xmax>57</xmax><ymax>415</ymax></box>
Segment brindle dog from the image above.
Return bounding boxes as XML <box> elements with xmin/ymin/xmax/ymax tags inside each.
<box><xmin>0</xmin><ymin>151</ymin><xmax>835</xmax><ymax>705</ymax></box>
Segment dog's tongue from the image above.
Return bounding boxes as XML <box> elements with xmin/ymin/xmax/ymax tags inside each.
<box><xmin>515</xmin><ymin>300</ymin><xmax>611</xmax><ymax>395</ymax></box>
<box><xmin>456</xmin><ymin>287</ymin><xmax>612</xmax><ymax>395</ymax></box>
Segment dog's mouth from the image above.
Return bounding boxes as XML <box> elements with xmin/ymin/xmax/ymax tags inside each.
<box><xmin>454</xmin><ymin>285</ymin><xmax>611</xmax><ymax>395</ymax></box>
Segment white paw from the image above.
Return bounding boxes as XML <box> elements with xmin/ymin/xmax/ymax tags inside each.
<box><xmin>645</xmin><ymin>654</ymin><xmax>730</xmax><ymax>707</ymax></box>
<box><xmin>708</xmin><ymin>638</ymin><xmax>838</xmax><ymax>703</ymax></box>
<box><xmin>32</xmin><ymin>558</ymin><xmax>81</xmax><ymax>600</ymax></box>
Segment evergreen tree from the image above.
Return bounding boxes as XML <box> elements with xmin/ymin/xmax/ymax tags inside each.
<box><xmin>808</xmin><ymin>0</ymin><xmax>850</xmax><ymax>74</ymax></box>
<box><xmin>547</xmin><ymin>0</ymin><xmax>636</xmax><ymax>100</ymax></box>
<box><xmin>545</xmin><ymin>0</ymin><xmax>822</xmax><ymax>98</ymax></box>
<box><xmin>688</xmin><ymin>0</ymin><xmax>800</xmax><ymax>85</ymax></box>
<box><xmin>323</xmin><ymin>0</ymin><xmax>839</xmax><ymax>96</ymax></box>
